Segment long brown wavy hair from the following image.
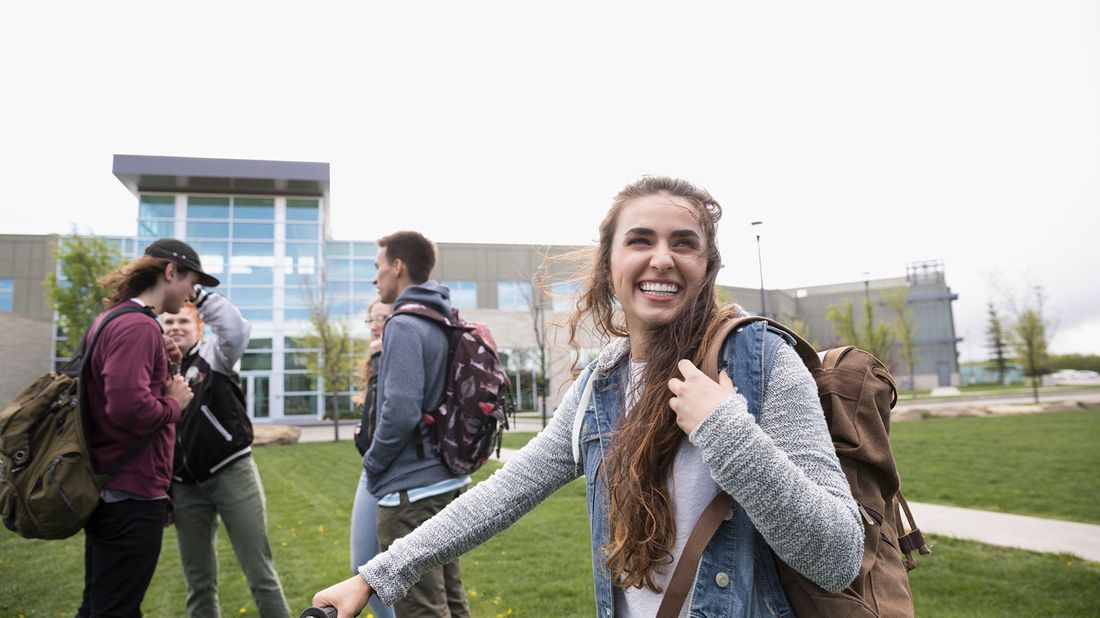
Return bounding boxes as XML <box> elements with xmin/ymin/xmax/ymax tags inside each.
<box><xmin>567</xmin><ymin>176</ymin><xmax>723</xmax><ymax>592</ymax></box>
<box><xmin>98</xmin><ymin>256</ymin><xmax>187</xmax><ymax>308</ymax></box>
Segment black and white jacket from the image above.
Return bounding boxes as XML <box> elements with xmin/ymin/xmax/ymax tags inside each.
<box><xmin>172</xmin><ymin>291</ymin><xmax>254</xmax><ymax>484</ymax></box>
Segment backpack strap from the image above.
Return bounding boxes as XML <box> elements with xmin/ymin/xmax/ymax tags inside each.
<box><xmin>390</xmin><ymin>303</ymin><xmax>462</xmax><ymax>462</ymax></box>
<box><xmin>656</xmin><ymin>492</ymin><xmax>735</xmax><ymax>618</ymax></box>
<box><xmin>700</xmin><ymin>313</ymin><xmax>821</xmax><ymax>383</ymax></box>
<box><xmin>74</xmin><ymin>305</ymin><xmax>167</xmax><ymax>480</ymax></box>
<box><xmin>570</xmin><ymin>365</ymin><xmax>597</xmax><ymax>468</ymax></box>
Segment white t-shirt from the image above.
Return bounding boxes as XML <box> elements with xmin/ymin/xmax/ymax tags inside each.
<box><xmin>614</xmin><ymin>362</ymin><xmax>719</xmax><ymax>618</ymax></box>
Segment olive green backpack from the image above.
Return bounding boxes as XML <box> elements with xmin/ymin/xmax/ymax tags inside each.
<box><xmin>0</xmin><ymin>306</ymin><xmax>160</xmax><ymax>540</ymax></box>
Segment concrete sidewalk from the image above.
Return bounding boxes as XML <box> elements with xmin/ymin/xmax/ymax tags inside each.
<box><xmin>293</xmin><ymin>424</ymin><xmax>1100</xmax><ymax>564</ymax></box>
<box><xmin>491</xmin><ymin>446</ymin><xmax>1100</xmax><ymax>564</ymax></box>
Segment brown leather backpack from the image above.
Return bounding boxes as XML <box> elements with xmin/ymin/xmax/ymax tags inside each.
<box><xmin>658</xmin><ymin>314</ymin><xmax>929</xmax><ymax>618</ymax></box>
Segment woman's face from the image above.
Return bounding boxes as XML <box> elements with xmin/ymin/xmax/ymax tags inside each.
<box><xmin>368</xmin><ymin>302</ymin><xmax>393</xmax><ymax>341</ymax></box>
<box><xmin>608</xmin><ymin>193</ymin><xmax>709</xmax><ymax>338</ymax></box>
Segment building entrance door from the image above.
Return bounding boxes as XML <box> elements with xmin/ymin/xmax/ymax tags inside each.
<box><xmin>240</xmin><ymin>372</ymin><xmax>272</xmax><ymax>419</ymax></box>
<box><xmin>936</xmin><ymin>362</ymin><xmax>952</xmax><ymax>387</ymax></box>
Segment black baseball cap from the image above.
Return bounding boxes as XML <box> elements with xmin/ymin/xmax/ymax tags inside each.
<box><xmin>143</xmin><ymin>238</ymin><xmax>221</xmax><ymax>287</ymax></box>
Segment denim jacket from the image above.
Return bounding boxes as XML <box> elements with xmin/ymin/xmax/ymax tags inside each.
<box><xmin>577</xmin><ymin>320</ymin><xmax>796</xmax><ymax>617</ymax></box>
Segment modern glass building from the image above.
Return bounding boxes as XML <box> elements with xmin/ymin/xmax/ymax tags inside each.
<box><xmin>113</xmin><ymin>155</ymin><xmax>369</xmax><ymax>420</ymax></box>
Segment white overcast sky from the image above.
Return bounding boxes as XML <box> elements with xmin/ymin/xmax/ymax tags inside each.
<box><xmin>2</xmin><ymin>1</ymin><xmax>1098</xmax><ymax>361</ymax></box>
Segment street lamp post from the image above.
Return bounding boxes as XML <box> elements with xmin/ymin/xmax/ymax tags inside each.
<box><xmin>751</xmin><ymin>221</ymin><xmax>766</xmax><ymax>318</ymax></box>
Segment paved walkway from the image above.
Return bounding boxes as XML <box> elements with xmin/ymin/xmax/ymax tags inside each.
<box><xmin>294</xmin><ymin>421</ymin><xmax>1100</xmax><ymax>564</ymax></box>
<box><xmin>494</xmin><ymin>446</ymin><xmax>1100</xmax><ymax>564</ymax></box>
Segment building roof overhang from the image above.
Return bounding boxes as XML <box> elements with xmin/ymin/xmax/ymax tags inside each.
<box><xmin>112</xmin><ymin>154</ymin><xmax>330</xmax><ymax>199</ymax></box>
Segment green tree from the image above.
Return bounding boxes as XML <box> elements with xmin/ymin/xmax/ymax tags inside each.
<box><xmin>1012</xmin><ymin>307</ymin><xmax>1050</xmax><ymax>404</ymax></box>
<box><xmin>985</xmin><ymin>301</ymin><xmax>1010</xmax><ymax>385</ymax></box>
<box><xmin>299</xmin><ymin>277</ymin><xmax>355</xmax><ymax>440</ymax></box>
<box><xmin>780</xmin><ymin>313</ymin><xmax>818</xmax><ymax>349</ymax></box>
<box><xmin>826</xmin><ymin>297</ymin><xmax>894</xmax><ymax>363</ymax></box>
<box><xmin>884</xmin><ymin>288</ymin><xmax>920</xmax><ymax>391</ymax></box>
<box><xmin>43</xmin><ymin>232</ymin><xmax>121</xmax><ymax>357</ymax></box>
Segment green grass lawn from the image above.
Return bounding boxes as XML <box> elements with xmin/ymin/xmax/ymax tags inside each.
<box><xmin>501</xmin><ymin>430</ymin><xmax>538</xmax><ymax>450</ymax></box>
<box><xmin>4</xmin><ymin>411</ymin><xmax>1100</xmax><ymax>617</ymax></box>
<box><xmin>891</xmin><ymin>408</ymin><xmax>1100</xmax><ymax>523</ymax></box>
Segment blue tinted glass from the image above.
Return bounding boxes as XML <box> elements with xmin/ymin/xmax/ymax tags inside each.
<box><xmin>444</xmin><ymin>281</ymin><xmax>477</xmax><ymax>310</ymax></box>
<box><xmin>286</xmin><ymin>223</ymin><xmax>318</xmax><ymax>241</ymax></box>
<box><xmin>187</xmin><ymin>222</ymin><xmax>229</xmax><ymax>239</ymax></box>
<box><xmin>284</xmin><ymin>286</ymin><xmax>312</xmax><ymax>308</ymax></box>
<box><xmin>240</xmin><ymin>308</ymin><xmax>273</xmax><ymax>321</ymax></box>
<box><xmin>325</xmin><ymin>241</ymin><xmax>351</xmax><ymax>257</ymax></box>
<box><xmin>552</xmin><ymin>282</ymin><xmax>579</xmax><ymax>312</ymax></box>
<box><xmin>231</xmin><ymin>242</ymin><xmax>274</xmax><ymax>257</ymax></box>
<box><xmin>233</xmin><ymin>223</ymin><xmax>274</xmax><ymax>239</ymax></box>
<box><xmin>139</xmin><ymin>196</ymin><xmax>174</xmax><ymax>218</ymax></box>
<box><xmin>353</xmin><ymin>259</ymin><xmax>376</xmax><ymax>281</ymax></box>
<box><xmin>188</xmin><ymin>197</ymin><xmax>230</xmax><ymax>219</ymax></box>
<box><xmin>191</xmin><ymin>242</ymin><xmax>229</xmax><ymax>275</ymax></box>
<box><xmin>497</xmin><ymin>281</ymin><xmax>530</xmax><ymax>310</ymax></box>
<box><xmin>353</xmin><ymin>242</ymin><xmax>376</xmax><ymax>257</ymax></box>
<box><xmin>326</xmin><ymin>259</ymin><xmax>352</xmax><ymax>280</ymax></box>
<box><xmin>138</xmin><ymin>219</ymin><xmax>174</xmax><ymax>237</ymax></box>
<box><xmin>0</xmin><ymin>278</ymin><xmax>12</xmax><ymax>312</ymax></box>
<box><xmin>227</xmin><ymin>287</ymin><xmax>273</xmax><ymax>306</ymax></box>
<box><xmin>286</xmin><ymin>199</ymin><xmax>319</xmax><ymax>221</ymax></box>
<box><xmin>285</xmin><ymin>309</ymin><xmax>313</xmax><ymax>322</ymax></box>
<box><xmin>233</xmin><ymin>199</ymin><xmax>274</xmax><ymax>220</ymax></box>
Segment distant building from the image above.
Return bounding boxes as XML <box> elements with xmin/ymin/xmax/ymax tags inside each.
<box><xmin>0</xmin><ymin>154</ymin><xmax>961</xmax><ymax>415</ymax></box>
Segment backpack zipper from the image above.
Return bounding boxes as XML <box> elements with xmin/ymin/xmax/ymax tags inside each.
<box><xmin>46</xmin><ymin>455</ymin><xmax>78</xmax><ymax>515</ymax></box>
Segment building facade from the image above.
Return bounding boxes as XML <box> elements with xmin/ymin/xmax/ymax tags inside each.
<box><xmin>0</xmin><ymin>155</ymin><xmax>961</xmax><ymax>416</ymax></box>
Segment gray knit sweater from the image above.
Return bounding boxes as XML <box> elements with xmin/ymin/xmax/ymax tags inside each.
<box><xmin>360</xmin><ymin>338</ymin><xmax>864</xmax><ymax>606</ymax></box>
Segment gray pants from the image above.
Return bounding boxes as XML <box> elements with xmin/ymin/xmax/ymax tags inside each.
<box><xmin>376</xmin><ymin>489</ymin><xmax>469</xmax><ymax>618</ymax></box>
<box><xmin>173</xmin><ymin>457</ymin><xmax>290</xmax><ymax>618</ymax></box>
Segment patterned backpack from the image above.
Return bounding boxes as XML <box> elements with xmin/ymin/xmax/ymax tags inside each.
<box><xmin>393</xmin><ymin>303</ymin><xmax>515</xmax><ymax>475</ymax></box>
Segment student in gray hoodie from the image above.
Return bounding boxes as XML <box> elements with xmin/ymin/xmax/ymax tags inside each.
<box><xmin>364</xmin><ymin>231</ymin><xmax>469</xmax><ymax>618</ymax></box>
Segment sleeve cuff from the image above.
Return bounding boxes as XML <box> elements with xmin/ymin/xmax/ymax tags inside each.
<box><xmin>688</xmin><ymin>391</ymin><xmax>750</xmax><ymax>449</ymax></box>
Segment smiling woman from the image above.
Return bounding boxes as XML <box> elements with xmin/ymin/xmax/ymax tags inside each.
<box><xmin>312</xmin><ymin>176</ymin><xmax>863</xmax><ymax>618</ymax></box>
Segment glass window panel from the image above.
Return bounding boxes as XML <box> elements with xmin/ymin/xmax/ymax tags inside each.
<box><xmin>187</xmin><ymin>222</ymin><xmax>229</xmax><ymax>239</ymax></box>
<box><xmin>233</xmin><ymin>222</ymin><xmax>274</xmax><ymax>239</ymax></box>
<box><xmin>233</xmin><ymin>198</ymin><xmax>274</xmax><ymax>220</ymax></box>
<box><xmin>0</xmin><ymin>278</ymin><xmax>12</xmax><ymax>312</ymax></box>
<box><xmin>240</xmin><ymin>353</ymin><xmax>272</xmax><ymax>371</ymax></box>
<box><xmin>239</xmin><ymin>308</ymin><xmax>272</xmax><ymax>321</ymax></box>
<box><xmin>551</xmin><ymin>282</ymin><xmax>579</xmax><ymax>312</ymax></box>
<box><xmin>286</xmin><ymin>199</ymin><xmax>319</xmax><ymax>220</ymax></box>
<box><xmin>285</xmin><ymin>373</ymin><xmax>317</xmax><ymax>392</ymax></box>
<box><xmin>188</xmin><ymin>196</ymin><xmax>230</xmax><ymax>219</ymax></box>
<box><xmin>285</xmin><ymin>308</ymin><xmax>312</xmax><ymax>321</ymax></box>
<box><xmin>139</xmin><ymin>196</ymin><xmax>174</xmax><ymax>218</ymax></box>
<box><xmin>138</xmin><ymin>219</ymin><xmax>174</xmax><ymax>238</ymax></box>
<box><xmin>284</xmin><ymin>286</ymin><xmax>314</xmax><ymax>308</ymax></box>
<box><xmin>285</xmin><ymin>243</ymin><xmax>319</xmax><ymax>279</ymax></box>
<box><xmin>326</xmin><ymin>259</ymin><xmax>352</xmax><ymax>280</ymax></box>
<box><xmin>353</xmin><ymin>242</ymin><xmax>377</xmax><ymax>257</ymax></box>
<box><xmin>498</xmin><ymin>281</ymin><xmax>530</xmax><ymax>310</ymax></box>
<box><xmin>191</xmin><ymin>242</ymin><xmax>229</xmax><ymax>275</ymax></box>
<box><xmin>231</xmin><ymin>241</ymin><xmax>273</xmax><ymax>256</ymax></box>
<box><xmin>329</xmin><ymin>302</ymin><xmax>353</xmax><ymax>317</ymax></box>
<box><xmin>285</xmin><ymin>350</ymin><xmax>316</xmax><ymax>369</ymax></box>
<box><xmin>443</xmin><ymin>281</ymin><xmax>477</xmax><ymax>310</ymax></box>
<box><xmin>325</xmin><ymin>241</ymin><xmax>351</xmax><ymax>257</ymax></box>
<box><xmin>286</xmin><ymin>223</ymin><xmax>318</xmax><ymax>241</ymax></box>
<box><xmin>283</xmin><ymin>394</ymin><xmax>318</xmax><ymax>415</ymax></box>
<box><xmin>353</xmin><ymin>259</ymin><xmax>376</xmax><ymax>281</ymax></box>
<box><xmin>247</xmin><ymin>338</ymin><xmax>273</xmax><ymax>350</ymax></box>
<box><xmin>227</xmin><ymin>287</ymin><xmax>273</xmax><ymax>306</ymax></box>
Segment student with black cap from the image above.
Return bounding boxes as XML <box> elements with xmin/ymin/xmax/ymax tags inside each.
<box><xmin>77</xmin><ymin>238</ymin><xmax>216</xmax><ymax>617</ymax></box>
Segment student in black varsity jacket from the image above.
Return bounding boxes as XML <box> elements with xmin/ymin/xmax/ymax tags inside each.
<box><xmin>162</xmin><ymin>287</ymin><xmax>290</xmax><ymax>618</ymax></box>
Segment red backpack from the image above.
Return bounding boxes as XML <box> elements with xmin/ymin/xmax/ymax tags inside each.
<box><xmin>393</xmin><ymin>303</ymin><xmax>515</xmax><ymax>475</ymax></box>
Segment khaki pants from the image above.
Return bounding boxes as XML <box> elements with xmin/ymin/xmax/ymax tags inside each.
<box><xmin>376</xmin><ymin>489</ymin><xmax>469</xmax><ymax>618</ymax></box>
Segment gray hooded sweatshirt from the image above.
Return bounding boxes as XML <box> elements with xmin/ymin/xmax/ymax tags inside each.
<box><xmin>364</xmin><ymin>281</ymin><xmax>456</xmax><ymax>497</ymax></box>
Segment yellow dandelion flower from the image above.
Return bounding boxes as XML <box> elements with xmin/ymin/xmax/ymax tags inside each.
<box><xmin>239</xmin><ymin>608</ymin><xmax>247</xmax><ymax>614</ymax></box>
<box><xmin>469</xmin><ymin>590</ymin><xmax>478</xmax><ymax>598</ymax></box>
<box><xmin>318</xmin><ymin>524</ymin><xmax>326</xmax><ymax>534</ymax></box>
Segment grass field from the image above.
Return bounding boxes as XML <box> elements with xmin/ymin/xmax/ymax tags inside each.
<box><xmin>891</xmin><ymin>408</ymin><xmax>1100</xmax><ymax>523</ymax></box>
<box><xmin>3</xmin><ymin>410</ymin><xmax>1099</xmax><ymax>616</ymax></box>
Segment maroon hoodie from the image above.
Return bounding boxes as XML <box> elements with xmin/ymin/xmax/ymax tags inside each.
<box><xmin>85</xmin><ymin>300</ymin><xmax>181</xmax><ymax>497</ymax></box>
